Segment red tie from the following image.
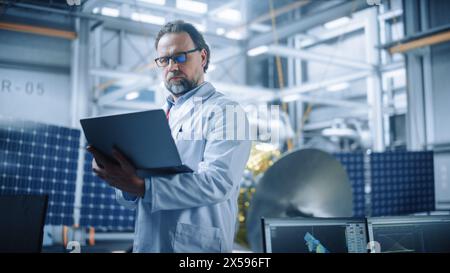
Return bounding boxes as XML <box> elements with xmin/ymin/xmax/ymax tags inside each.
<box><xmin>166</xmin><ymin>107</ymin><xmax>171</xmax><ymax>120</ymax></box>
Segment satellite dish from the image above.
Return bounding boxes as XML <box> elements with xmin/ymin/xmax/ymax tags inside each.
<box><xmin>246</xmin><ymin>148</ymin><xmax>353</xmax><ymax>252</ymax></box>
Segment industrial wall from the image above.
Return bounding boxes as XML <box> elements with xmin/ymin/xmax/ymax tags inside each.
<box><xmin>403</xmin><ymin>0</ymin><xmax>450</xmax><ymax>209</ymax></box>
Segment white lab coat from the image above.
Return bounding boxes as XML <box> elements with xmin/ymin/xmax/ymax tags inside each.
<box><xmin>116</xmin><ymin>82</ymin><xmax>252</xmax><ymax>252</ymax></box>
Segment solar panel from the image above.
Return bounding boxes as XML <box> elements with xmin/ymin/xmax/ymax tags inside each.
<box><xmin>80</xmin><ymin>152</ymin><xmax>135</xmax><ymax>231</ymax></box>
<box><xmin>370</xmin><ymin>151</ymin><xmax>435</xmax><ymax>216</ymax></box>
<box><xmin>0</xmin><ymin>116</ymin><xmax>78</xmax><ymax>225</ymax></box>
<box><xmin>333</xmin><ymin>153</ymin><xmax>366</xmax><ymax>217</ymax></box>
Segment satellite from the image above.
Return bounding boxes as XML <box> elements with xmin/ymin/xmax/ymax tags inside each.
<box><xmin>304</xmin><ymin>232</ymin><xmax>329</xmax><ymax>253</ymax></box>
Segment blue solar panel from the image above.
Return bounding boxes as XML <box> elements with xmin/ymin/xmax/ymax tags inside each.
<box><xmin>333</xmin><ymin>153</ymin><xmax>366</xmax><ymax>217</ymax></box>
<box><xmin>80</xmin><ymin>152</ymin><xmax>135</xmax><ymax>231</ymax></box>
<box><xmin>370</xmin><ymin>151</ymin><xmax>435</xmax><ymax>216</ymax></box>
<box><xmin>0</xmin><ymin>116</ymin><xmax>79</xmax><ymax>225</ymax></box>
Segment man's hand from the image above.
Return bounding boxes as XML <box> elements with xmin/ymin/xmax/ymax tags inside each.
<box><xmin>87</xmin><ymin>146</ymin><xmax>145</xmax><ymax>197</ymax></box>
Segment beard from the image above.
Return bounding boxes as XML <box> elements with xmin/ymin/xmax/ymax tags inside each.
<box><xmin>164</xmin><ymin>73</ymin><xmax>198</xmax><ymax>96</ymax></box>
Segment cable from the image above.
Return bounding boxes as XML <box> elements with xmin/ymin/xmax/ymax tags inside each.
<box><xmin>268</xmin><ymin>0</ymin><xmax>293</xmax><ymax>151</ymax></box>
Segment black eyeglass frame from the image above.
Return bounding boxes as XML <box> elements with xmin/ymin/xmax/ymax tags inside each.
<box><xmin>154</xmin><ymin>47</ymin><xmax>201</xmax><ymax>67</ymax></box>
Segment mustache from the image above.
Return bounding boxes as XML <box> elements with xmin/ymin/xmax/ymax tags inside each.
<box><xmin>167</xmin><ymin>72</ymin><xmax>185</xmax><ymax>80</ymax></box>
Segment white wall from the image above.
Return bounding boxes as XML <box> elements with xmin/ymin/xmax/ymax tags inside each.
<box><xmin>0</xmin><ymin>67</ymin><xmax>71</xmax><ymax>127</ymax></box>
<box><xmin>0</xmin><ymin>29</ymin><xmax>72</xmax><ymax>127</ymax></box>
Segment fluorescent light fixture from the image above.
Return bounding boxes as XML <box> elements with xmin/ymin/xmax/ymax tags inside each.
<box><xmin>101</xmin><ymin>7</ymin><xmax>120</xmax><ymax>17</ymax></box>
<box><xmin>138</xmin><ymin>0</ymin><xmax>165</xmax><ymax>5</ymax></box>
<box><xmin>282</xmin><ymin>94</ymin><xmax>302</xmax><ymax>102</ymax></box>
<box><xmin>326</xmin><ymin>82</ymin><xmax>350</xmax><ymax>92</ymax></box>
<box><xmin>216</xmin><ymin>27</ymin><xmax>226</xmax><ymax>35</ymax></box>
<box><xmin>217</xmin><ymin>8</ymin><xmax>241</xmax><ymax>22</ymax></box>
<box><xmin>208</xmin><ymin>64</ymin><xmax>216</xmax><ymax>71</ymax></box>
<box><xmin>92</xmin><ymin>7</ymin><xmax>100</xmax><ymax>14</ymax></box>
<box><xmin>249</xmin><ymin>23</ymin><xmax>271</xmax><ymax>33</ymax></box>
<box><xmin>225</xmin><ymin>30</ymin><xmax>243</xmax><ymax>40</ymax></box>
<box><xmin>247</xmin><ymin>46</ymin><xmax>269</xmax><ymax>57</ymax></box>
<box><xmin>125</xmin><ymin>92</ymin><xmax>140</xmax><ymax>101</ymax></box>
<box><xmin>131</xmin><ymin>12</ymin><xmax>165</xmax><ymax>25</ymax></box>
<box><xmin>176</xmin><ymin>0</ymin><xmax>207</xmax><ymax>14</ymax></box>
<box><xmin>324</xmin><ymin>16</ymin><xmax>350</xmax><ymax>29</ymax></box>
<box><xmin>383</xmin><ymin>68</ymin><xmax>405</xmax><ymax>79</ymax></box>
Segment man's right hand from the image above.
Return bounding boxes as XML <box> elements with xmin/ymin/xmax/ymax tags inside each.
<box><xmin>87</xmin><ymin>146</ymin><xmax>145</xmax><ymax>197</ymax></box>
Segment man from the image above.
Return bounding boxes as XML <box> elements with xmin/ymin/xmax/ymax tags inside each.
<box><xmin>87</xmin><ymin>20</ymin><xmax>252</xmax><ymax>253</ymax></box>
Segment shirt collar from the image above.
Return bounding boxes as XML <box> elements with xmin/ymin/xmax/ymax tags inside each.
<box><xmin>165</xmin><ymin>81</ymin><xmax>215</xmax><ymax>109</ymax></box>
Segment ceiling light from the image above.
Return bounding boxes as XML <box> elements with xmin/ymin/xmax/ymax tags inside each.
<box><xmin>176</xmin><ymin>0</ymin><xmax>207</xmax><ymax>14</ymax></box>
<box><xmin>216</xmin><ymin>27</ymin><xmax>226</xmax><ymax>35</ymax></box>
<box><xmin>249</xmin><ymin>23</ymin><xmax>271</xmax><ymax>33</ymax></box>
<box><xmin>100</xmin><ymin>7</ymin><xmax>120</xmax><ymax>17</ymax></box>
<box><xmin>326</xmin><ymin>82</ymin><xmax>350</xmax><ymax>92</ymax></box>
<box><xmin>225</xmin><ymin>30</ymin><xmax>243</xmax><ymax>40</ymax></box>
<box><xmin>138</xmin><ymin>0</ymin><xmax>165</xmax><ymax>5</ymax></box>
<box><xmin>282</xmin><ymin>94</ymin><xmax>302</xmax><ymax>102</ymax></box>
<box><xmin>324</xmin><ymin>16</ymin><xmax>350</xmax><ymax>29</ymax></box>
<box><xmin>247</xmin><ymin>46</ymin><xmax>269</xmax><ymax>57</ymax></box>
<box><xmin>125</xmin><ymin>92</ymin><xmax>140</xmax><ymax>101</ymax></box>
<box><xmin>208</xmin><ymin>64</ymin><xmax>216</xmax><ymax>71</ymax></box>
<box><xmin>217</xmin><ymin>8</ymin><xmax>241</xmax><ymax>22</ymax></box>
<box><xmin>131</xmin><ymin>12</ymin><xmax>165</xmax><ymax>25</ymax></box>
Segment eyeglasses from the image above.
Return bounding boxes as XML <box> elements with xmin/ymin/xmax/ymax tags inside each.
<box><xmin>154</xmin><ymin>48</ymin><xmax>200</xmax><ymax>67</ymax></box>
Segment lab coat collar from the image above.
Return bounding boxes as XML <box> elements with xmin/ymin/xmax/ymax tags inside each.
<box><xmin>165</xmin><ymin>81</ymin><xmax>215</xmax><ymax>111</ymax></box>
<box><xmin>163</xmin><ymin>82</ymin><xmax>216</xmax><ymax>136</ymax></box>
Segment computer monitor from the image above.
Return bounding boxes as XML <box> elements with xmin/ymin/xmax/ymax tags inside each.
<box><xmin>0</xmin><ymin>195</ymin><xmax>48</xmax><ymax>253</ymax></box>
<box><xmin>367</xmin><ymin>215</ymin><xmax>450</xmax><ymax>253</ymax></box>
<box><xmin>261</xmin><ymin>217</ymin><xmax>368</xmax><ymax>253</ymax></box>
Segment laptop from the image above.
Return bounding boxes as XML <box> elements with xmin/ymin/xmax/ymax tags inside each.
<box><xmin>367</xmin><ymin>215</ymin><xmax>450</xmax><ymax>253</ymax></box>
<box><xmin>80</xmin><ymin>109</ymin><xmax>193</xmax><ymax>175</ymax></box>
<box><xmin>261</xmin><ymin>217</ymin><xmax>369</xmax><ymax>253</ymax></box>
<box><xmin>0</xmin><ymin>195</ymin><xmax>48</xmax><ymax>253</ymax></box>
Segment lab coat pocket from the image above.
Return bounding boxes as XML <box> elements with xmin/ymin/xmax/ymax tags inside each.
<box><xmin>173</xmin><ymin>222</ymin><xmax>223</xmax><ymax>253</ymax></box>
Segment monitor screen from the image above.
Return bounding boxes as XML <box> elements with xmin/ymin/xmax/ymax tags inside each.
<box><xmin>262</xmin><ymin>218</ymin><xmax>368</xmax><ymax>253</ymax></box>
<box><xmin>367</xmin><ymin>216</ymin><xmax>450</xmax><ymax>253</ymax></box>
<box><xmin>0</xmin><ymin>195</ymin><xmax>48</xmax><ymax>253</ymax></box>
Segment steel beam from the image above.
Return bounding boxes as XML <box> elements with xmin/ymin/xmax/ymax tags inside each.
<box><xmin>266</xmin><ymin>45</ymin><xmax>375</xmax><ymax>71</ymax></box>
<box><xmin>105</xmin><ymin>100</ymin><xmax>160</xmax><ymax>110</ymax></box>
<box><xmin>90</xmin><ymin>68</ymin><xmax>153</xmax><ymax>80</ymax></box>
<box><xmin>364</xmin><ymin>8</ymin><xmax>385</xmax><ymax>152</ymax></box>
<box><xmin>280</xmin><ymin>70</ymin><xmax>372</xmax><ymax>96</ymax></box>
<box><xmin>97</xmin><ymin>79</ymin><xmax>154</xmax><ymax>106</ymax></box>
<box><xmin>247</xmin><ymin>0</ymin><xmax>368</xmax><ymax>49</ymax></box>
